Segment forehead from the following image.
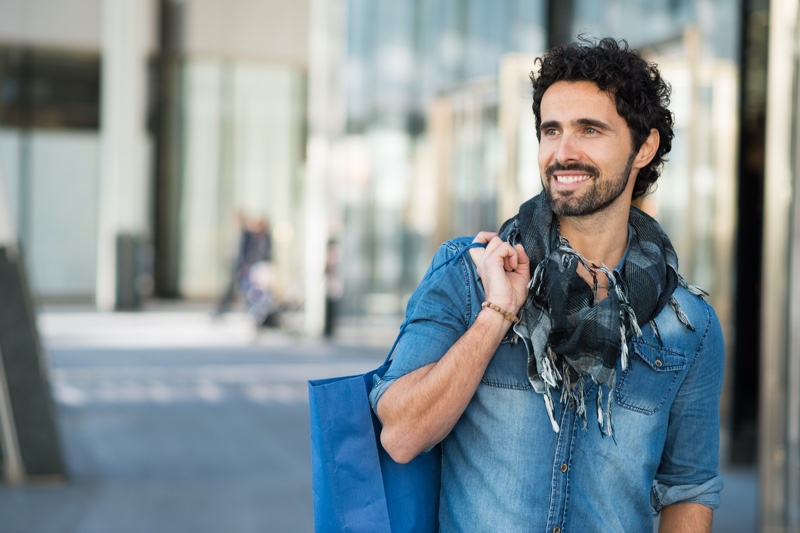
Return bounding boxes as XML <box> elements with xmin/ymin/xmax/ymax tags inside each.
<box><xmin>540</xmin><ymin>80</ymin><xmax>622</xmax><ymax>123</ymax></box>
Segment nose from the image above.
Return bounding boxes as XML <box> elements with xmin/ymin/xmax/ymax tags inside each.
<box><xmin>553</xmin><ymin>132</ymin><xmax>581</xmax><ymax>163</ymax></box>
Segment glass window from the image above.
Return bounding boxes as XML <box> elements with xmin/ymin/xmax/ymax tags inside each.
<box><xmin>0</xmin><ymin>47</ymin><xmax>100</xmax><ymax>130</ymax></box>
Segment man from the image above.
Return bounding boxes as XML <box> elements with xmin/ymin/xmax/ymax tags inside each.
<box><xmin>369</xmin><ymin>37</ymin><xmax>725</xmax><ymax>532</ymax></box>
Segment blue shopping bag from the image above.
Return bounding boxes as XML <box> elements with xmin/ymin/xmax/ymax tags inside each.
<box><xmin>308</xmin><ymin>362</ymin><xmax>441</xmax><ymax>532</ymax></box>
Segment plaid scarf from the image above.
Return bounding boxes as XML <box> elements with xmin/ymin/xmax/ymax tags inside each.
<box><xmin>499</xmin><ymin>192</ymin><xmax>704</xmax><ymax>436</ymax></box>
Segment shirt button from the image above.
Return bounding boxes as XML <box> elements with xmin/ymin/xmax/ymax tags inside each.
<box><xmin>553</xmin><ymin>527</ymin><xmax>562</xmax><ymax>533</ymax></box>
<box><xmin>568</xmin><ymin>402</ymin><xmax>575</xmax><ymax>410</ymax></box>
<box><xmin>560</xmin><ymin>463</ymin><xmax>568</xmax><ymax>473</ymax></box>
<box><xmin>655</xmin><ymin>359</ymin><xmax>663</xmax><ymax>367</ymax></box>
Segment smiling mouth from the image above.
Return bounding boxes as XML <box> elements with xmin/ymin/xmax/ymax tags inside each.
<box><xmin>555</xmin><ymin>174</ymin><xmax>592</xmax><ymax>184</ymax></box>
<box><xmin>546</xmin><ymin>162</ymin><xmax>598</xmax><ymax>185</ymax></box>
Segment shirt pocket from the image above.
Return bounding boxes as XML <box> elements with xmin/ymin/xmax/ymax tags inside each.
<box><xmin>480</xmin><ymin>335</ymin><xmax>532</xmax><ymax>390</ymax></box>
<box><xmin>615</xmin><ymin>341</ymin><xmax>687</xmax><ymax>415</ymax></box>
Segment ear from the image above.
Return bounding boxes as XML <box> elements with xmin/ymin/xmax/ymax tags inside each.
<box><xmin>633</xmin><ymin>128</ymin><xmax>659</xmax><ymax>169</ymax></box>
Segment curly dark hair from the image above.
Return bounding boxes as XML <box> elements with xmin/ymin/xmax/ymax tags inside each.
<box><xmin>531</xmin><ymin>36</ymin><xmax>674</xmax><ymax>199</ymax></box>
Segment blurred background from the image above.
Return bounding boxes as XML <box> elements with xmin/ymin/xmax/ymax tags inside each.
<box><xmin>0</xmin><ymin>0</ymin><xmax>797</xmax><ymax>531</ymax></box>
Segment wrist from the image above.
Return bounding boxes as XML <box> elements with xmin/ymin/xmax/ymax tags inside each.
<box><xmin>481</xmin><ymin>301</ymin><xmax>519</xmax><ymax>324</ymax></box>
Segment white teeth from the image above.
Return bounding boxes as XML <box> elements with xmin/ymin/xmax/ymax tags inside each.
<box><xmin>556</xmin><ymin>175</ymin><xmax>591</xmax><ymax>184</ymax></box>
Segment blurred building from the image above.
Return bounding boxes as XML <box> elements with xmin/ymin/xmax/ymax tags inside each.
<box><xmin>0</xmin><ymin>0</ymin><xmax>308</xmax><ymax>312</ymax></box>
<box><xmin>0</xmin><ymin>0</ymin><xmax>798</xmax><ymax>529</ymax></box>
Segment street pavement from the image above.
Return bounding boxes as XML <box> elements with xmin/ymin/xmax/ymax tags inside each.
<box><xmin>0</xmin><ymin>304</ymin><xmax>757</xmax><ymax>532</ymax></box>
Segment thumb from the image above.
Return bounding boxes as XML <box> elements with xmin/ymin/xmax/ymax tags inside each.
<box><xmin>515</xmin><ymin>244</ymin><xmax>530</xmax><ymax>276</ymax></box>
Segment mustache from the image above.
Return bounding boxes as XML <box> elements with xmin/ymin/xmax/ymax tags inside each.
<box><xmin>545</xmin><ymin>161</ymin><xmax>599</xmax><ymax>178</ymax></box>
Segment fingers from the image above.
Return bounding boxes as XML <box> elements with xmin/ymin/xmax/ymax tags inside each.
<box><xmin>482</xmin><ymin>237</ymin><xmax>524</xmax><ymax>273</ymax></box>
<box><xmin>470</xmin><ymin>232</ymin><xmax>497</xmax><ymax>264</ymax></box>
<box><xmin>471</xmin><ymin>233</ymin><xmax>528</xmax><ymax>277</ymax></box>
<box><xmin>472</xmin><ymin>231</ymin><xmax>498</xmax><ymax>245</ymax></box>
<box><xmin>501</xmin><ymin>248</ymin><xmax>517</xmax><ymax>272</ymax></box>
<box><xmin>514</xmin><ymin>244</ymin><xmax>530</xmax><ymax>276</ymax></box>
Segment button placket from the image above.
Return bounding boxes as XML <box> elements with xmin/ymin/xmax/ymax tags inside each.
<box><xmin>546</xmin><ymin>395</ymin><xmax>576</xmax><ymax>533</ymax></box>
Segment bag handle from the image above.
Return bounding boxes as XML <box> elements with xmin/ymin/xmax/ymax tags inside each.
<box><xmin>383</xmin><ymin>241</ymin><xmax>486</xmax><ymax>365</ymax></box>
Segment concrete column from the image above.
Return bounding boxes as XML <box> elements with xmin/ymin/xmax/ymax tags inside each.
<box><xmin>305</xmin><ymin>0</ymin><xmax>344</xmax><ymax>336</ymax></box>
<box><xmin>96</xmin><ymin>0</ymin><xmax>154</xmax><ymax>309</ymax></box>
<box><xmin>760</xmin><ymin>0</ymin><xmax>800</xmax><ymax>529</ymax></box>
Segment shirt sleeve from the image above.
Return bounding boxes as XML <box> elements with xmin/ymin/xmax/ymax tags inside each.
<box><xmin>369</xmin><ymin>238</ymin><xmax>478</xmax><ymax>417</ymax></box>
<box><xmin>652</xmin><ymin>299</ymin><xmax>726</xmax><ymax>511</ymax></box>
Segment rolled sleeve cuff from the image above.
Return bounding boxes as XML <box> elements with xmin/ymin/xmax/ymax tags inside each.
<box><xmin>651</xmin><ymin>475</ymin><xmax>724</xmax><ymax>513</ymax></box>
<box><xmin>368</xmin><ymin>374</ymin><xmax>395</xmax><ymax>423</ymax></box>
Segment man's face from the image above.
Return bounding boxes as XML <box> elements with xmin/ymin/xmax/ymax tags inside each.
<box><xmin>538</xmin><ymin>80</ymin><xmax>638</xmax><ymax>217</ymax></box>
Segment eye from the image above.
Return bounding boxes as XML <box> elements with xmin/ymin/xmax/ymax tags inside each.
<box><xmin>584</xmin><ymin>126</ymin><xmax>598</xmax><ymax>135</ymax></box>
<box><xmin>543</xmin><ymin>127</ymin><xmax>559</xmax><ymax>137</ymax></box>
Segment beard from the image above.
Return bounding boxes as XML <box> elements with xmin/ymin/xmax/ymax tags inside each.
<box><xmin>543</xmin><ymin>152</ymin><xmax>636</xmax><ymax>217</ymax></box>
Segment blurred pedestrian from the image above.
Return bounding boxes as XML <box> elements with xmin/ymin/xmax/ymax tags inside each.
<box><xmin>213</xmin><ymin>212</ymin><xmax>275</xmax><ymax>325</ymax></box>
<box><xmin>323</xmin><ymin>238</ymin><xmax>343</xmax><ymax>338</ymax></box>
<box><xmin>371</xmin><ymin>37</ymin><xmax>725</xmax><ymax>532</ymax></box>
<box><xmin>242</xmin><ymin>216</ymin><xmax>280</xmax><ymax>328</ymax></box>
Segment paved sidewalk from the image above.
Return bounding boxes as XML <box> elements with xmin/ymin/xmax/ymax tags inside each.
<box><xmin>1</xmin><ymin>305</ymin><xmax>391</xmax><ymax>533</ymax></box>
<box><xmin>0</xmin><ymin>304</ymin><xmax>757</xmax><ymax>532</ymax></box>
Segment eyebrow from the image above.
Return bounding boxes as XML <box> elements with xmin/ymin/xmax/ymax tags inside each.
<box><xmin>540</xmin><ymin>118</ymin><xmax>615</xmax><ymax>132</ymax></box>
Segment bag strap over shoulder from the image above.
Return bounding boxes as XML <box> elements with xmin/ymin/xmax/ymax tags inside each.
<box><xmin>383</xmin><ymin>240</ymin><xmax>486</xmax><ymax>365</ymax></box>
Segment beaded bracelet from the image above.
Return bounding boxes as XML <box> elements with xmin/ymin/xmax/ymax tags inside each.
<box><xmin>481</xmin><ymin>301</ymin><xmax>520</xmax><ymax>324</ymax></box>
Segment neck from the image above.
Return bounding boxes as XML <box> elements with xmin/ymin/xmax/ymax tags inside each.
<box><xmin>557</xmin><ymin>205</ymin><xmax>630</xmax><ymax>269</ymax></box>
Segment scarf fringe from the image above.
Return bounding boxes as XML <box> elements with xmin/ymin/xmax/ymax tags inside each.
<box><xmin>670</xmin><ymin>296</ymin><xmax>696</xmax><ymax>332</ymax></box>
<box><xmin>650</xmin><ymin>319</ymin><xmax>662</xmax><ymax>345</ymax></box>
<box><xmin>541</xmin><ymin>346</ymin><xmax>561</xmax><ymax>388</ymax></box>
<box><xmin>575</xmin><ymin>381</ymin><xmax>587</xmax><ymax>430</ymax></box>
<box><xmin>530</xmin><ymin>261</ymin><xmax>547</xmax><ymax>296</ymax></box>
<box><xmin>589</xmin><ymin>383</ymin><xmax>616</xmax><ymax>438</ymax></box>
<box><xmin>605</xmin><ymin>388</ymin><xmax>616</xmax><ymax>442</ymax></box>
<box><xmin>560</xmin><ymin>362</ymin><xmax>571</xmax><ymax>404</ymax></box>
<box><xmin>543</xmin><ymin>388</ymin><xmax>560</xmax><ymax>433</ymax></box>
<box><xmin>611</xmin><ymin>271</ymin><xmax>642</xmax><ymax>371</ymax></box>
<box><xmin>619</xmin><ymin>325</ymin><xmax>629</xmax><ymax>370</ymax></box>
<box><xmin>596</xmin><ymin>386</ymin><xmax>604</xmax><ymax>431</ymax></box>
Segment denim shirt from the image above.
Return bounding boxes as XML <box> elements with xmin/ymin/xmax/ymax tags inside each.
<box><xmin>370</xmin><ymin>236</ymin><xmax>725</xmax><ymax>533</ymax></box>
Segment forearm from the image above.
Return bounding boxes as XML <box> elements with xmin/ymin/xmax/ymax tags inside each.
<box><xmin>377</xmin><ymin>309</ymin><xmax>512</xmax><ymax>463</ymax></box>
<box><xmin>658</xmin><ymin>502</ymin><xmax>712</xmax><ymax>533</ymax></box>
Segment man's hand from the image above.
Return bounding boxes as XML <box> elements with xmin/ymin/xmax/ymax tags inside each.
<box><xmin>469</xmin><ymin>232</ymin><xmax>531</xmax><ymax>315</ymax></box>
